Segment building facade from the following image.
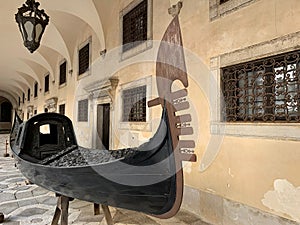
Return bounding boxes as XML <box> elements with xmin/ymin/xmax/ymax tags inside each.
<box><xmin>4</xmin><ymin>0</ymin><xmax>300</xmax><ymax>224</ymax></box>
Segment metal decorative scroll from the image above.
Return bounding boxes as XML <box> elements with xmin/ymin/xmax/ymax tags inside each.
<box><xmin>222</xmin><ymin>50</ymin><xmax>300</xmax><ymax>122</ymax></box>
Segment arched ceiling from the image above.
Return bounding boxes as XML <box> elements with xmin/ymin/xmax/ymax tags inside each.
<box><xmin>0</xmin><ymin>0</ymin><xmax>108</xmax><ymax>104</ymax></box>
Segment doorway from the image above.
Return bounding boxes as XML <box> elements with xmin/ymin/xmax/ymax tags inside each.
<box><xmin>96</xmin><ymin>104</ymin><xmax>110</xmax><ymax>150</ymax></box>
<box><xmin>1</xmin><ymin>101</ymin><xmax>12</xmax><ymax>122</ymax></box>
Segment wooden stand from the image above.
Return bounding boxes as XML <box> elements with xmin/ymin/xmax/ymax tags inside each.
<box><xmin>94</xmin><ymin>203</ymin><xmax>114</xmax><ymax>225</ymax></box>
<box><xmin>51</xmin><ymin>195</ymin><xmax>72</xmax><ymax>225</ymax></box>
<box><xmin>51</xmin><ymin>196</ymin><xmax>114</xmax><ymax>225</ymax></box>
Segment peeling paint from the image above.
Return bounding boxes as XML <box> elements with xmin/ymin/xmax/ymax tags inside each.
<box><xmin>262</xmin><ymin>179</ymin><xmax>300</xmax><ymax>222</ymax></box>
<box><xmin>228</xmin><ymin>168</ymin><xmax>234</xmax><ymax>178</ymax></box>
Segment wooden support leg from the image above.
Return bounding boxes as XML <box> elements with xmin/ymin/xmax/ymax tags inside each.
<box><xmin>61</xmin><ymin>196</ymin><xmax>70</xmax><ymax>225</ymax></box>
<box><xmin>51</xmin><ymin>197</ymin><xmax>62</xmax><ymax>225</ymax></box>
<box><xmin>101</xmin><ymin>205</ymin><xmax>114</xmax><ymax>225</ymax></box>
<box><xmin>94</xmin><ymin>203</ymin><xmax>100</xmax><ymax>215</ymax></box>
<box><xmin>51</xmin><ymin>195</ymin><xmax>72</xmax><ymax>225</ymax></box>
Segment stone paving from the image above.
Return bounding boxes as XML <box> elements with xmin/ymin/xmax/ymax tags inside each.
<box><xmin>0</xmin><ymin>134</ymin><xmax>210</xmax><ymax>225</ymax></box>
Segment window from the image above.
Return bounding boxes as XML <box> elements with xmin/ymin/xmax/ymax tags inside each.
<box><xmin>34</xmin><ymin>109</ymin><xmax>37</xmax><ymax>115</ymax></box>
<box><xmin>221</xmin><ymin>50</ymin><xmax>300</xmax><ymax>122</ymax></box>
<box><xmin>44</xmin><ymin>74</ymin><xmax>50</xmax><ymax>93</ymax></box>
<box><xmin>59</xmin><ymin>61</ymin><xmax>67</xmax><ymax>85</ymax></box>
<box><xmin>34</xmin><ymin>82</ymin><xmax>38</xmax><ymax>98</ymax></box>
<box><xmin>22</xmin><ymin>93</ymin><xmax>25</xmax><ymax>103</ymax></box>
<box><xmin>120</xmin><ymin>0</ymin><xmax>152</xmax><ymax>60</ymax></box>
<box><xmin>18</xmin><ymin>97</ymin><xmax>21</xmax><ymax>106</ymax></box>
<box><xmin>220</xmin><ymin>0</ymin><xmax>230</xmax><ymax>4</ymax></box>
<box><xmin>78</xmin><ymin>43</ymin><xmax>90</xmax><ymax>75</ymax></box>
<box><xmin>59</xmin><ymin>104</ymin><xmax>65</xmax><ymax>115</ymax></box>
<box><xmin>27</xmin><ymin>88</ymin><xmax>30</xmax><ymax>102</ymax></box>
<box><xmin>209</xmin><ymin>0</ymin><xmax>257</xmax><ymax>21</ymax></box>
<box><xmin>122</xmin><ymin>85</ymin><xmax>146</xmax><ymax>122</ymax></box>
<box><xmin>78</xmin><ymin>99</ymin><xmax>88</xmax><ymax>122</ymax></box>
<box><xmin>122</xmin><ymin>0</ymin><xmax>148</xmax><ymax>52</ymax></box>
<box><xmin>39</xmin><ymin>124</ymin><xmax>58</xmax><ymax>146</ymax></box>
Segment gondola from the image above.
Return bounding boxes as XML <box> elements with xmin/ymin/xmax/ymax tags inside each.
<box><xmin>10</xmin><ymin>12</ymin><xmax>196</xmax><ymax>219</ymax></box>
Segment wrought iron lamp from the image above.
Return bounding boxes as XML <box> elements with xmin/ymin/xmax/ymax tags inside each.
<box><xmin>15</xmin><ymin>0</ymin><xmax>49</xmax><ymax>53</ymax></box>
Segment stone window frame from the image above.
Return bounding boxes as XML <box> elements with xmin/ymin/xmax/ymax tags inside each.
<box><xmin>209</xmin><ymin>0</ymin><xmax>259</xmax><ymax>21</ymax></box>
<box><xmin>119</xmin><ymin>76</ymin><xmax>152</xmax><ymax>131</ymax></box>
<box><xmin>210</xmin><ymin>31</ymin><xmax>300</xmax><ymax>141</ymax></box>
<box><xmin>77</xmin><ymin>37</ymin><xmax>92</xmax><ymax>79</ymax></box>
<box><xmin>119</xmin><ymin>0</ymin><xmax>153</xmax><ymax>61</ymax></box>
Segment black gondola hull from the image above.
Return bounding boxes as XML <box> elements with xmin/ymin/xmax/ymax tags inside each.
<box><xmin>10</xmin><ymin>109</ymin><xmax>179</xmax><ymax>216</ymax></box>
<box><xmin>13</xmin><ymin>154</ymin><xmax>177</xmax><ymax>215</ymax></box>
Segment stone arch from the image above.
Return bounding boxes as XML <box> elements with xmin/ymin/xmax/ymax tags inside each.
<box><xmin>0</xmin><ymin>91</ymin><xmax>18</xmax><ymax>109</ymax></box>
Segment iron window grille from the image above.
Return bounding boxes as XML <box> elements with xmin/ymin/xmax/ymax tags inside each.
<box><xmin>220</xmin><ymin>0</ymin><xmax>230</xmax><ymax>4</ymax></box>
<box><xmin>59</xmin><ymin>61</ymin><xmax>67</xmax><ymax>85</ymax></box>
<box><xmin>221</xmin><ymin>50</ymin><xmax>300</xmax><ymax>122</ymax></box>
<box><xmin>27</xmin><ymin>88</ymin><xmax>30</xmax><ymax>102</ymax></box>
<box><xmin>122</xmin><ymin>85</ymin><xmax>146</xmax><ymax>122</ymax></box>
<box><xmin>78</xmin><ymin>43</ymin><xmax>90</xmax><ymax>75</ymax></box>
<box><xmin>44</xmin><ymin>74</ymin><xmax>49</xmax><ymax>93</ymax></box>
<box><xmin>34</xmin><ymin>82</ymin><xmax>38</xmax><ymax>98</ymax></box>
<box><xmin>78</xmin><ymin>99</ymin><xmax>88</xmax><ymax>122</ymax></box>
<box><xmin>59</xmin><ymin>104</ymin><xmax>65</xmax><ymax>115</ymax></box>
<box><xmin>122</xmin><ymin>0</ymin><xmax>148</xmax><ymax>52</ymax></box>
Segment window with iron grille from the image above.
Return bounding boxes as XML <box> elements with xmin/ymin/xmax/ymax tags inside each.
<box><xmin>59</xmin><ymin>61</ymin><xmax>67</xmax><ymax>85</ymax></box>
<box><xmin>122</xmin><ymin>85</ymin><xmax>146</xmax><ymax>122</ymax></box>
<box><xmin>78</xmin><ymin>43</ymin><xmax>90</xmax><ymax>75</ymax></box>
<box><xmin>27</xmin><ymin>88</ymin><xmax>30</xmax><ymax>102</ymax></box>
<box><xmin>78</xmin><ymin>99</ymin><xmax>88</xmax><ymax>122</ymax></box>
<box><xmin>221</xmin><ymin>50</ymin><xmax>300</xmax><ymax>122</ymax></box>
<box><xmin>44</xmin><ymin>74</ymin><xmax>49</xmax><ymax>93</ymax></box>
<box><xmin>34</xmin><ymin>82</ymin><xmax>38</xmax><ymax>98</ymax></box>
<box><xmin>122</xmin><ymin>0</ymin><xmax>148</xmax><ymax>52</ymax></box>
<box><xmin>59</xmin><ymin>104</ymin><xmax>65</xmax><ymax>115</ymax></box>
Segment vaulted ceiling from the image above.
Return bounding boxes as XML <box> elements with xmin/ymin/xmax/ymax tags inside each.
<box><xmin>0</xmin><ymin>0</ymin><xmax>116</xmax><ymax>104</ymax></box>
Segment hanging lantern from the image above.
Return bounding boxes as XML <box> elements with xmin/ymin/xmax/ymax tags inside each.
<box><xmin>15</xmin><ymin>0</ymin><xmax>49</xmax><ymax>53</ymax></box>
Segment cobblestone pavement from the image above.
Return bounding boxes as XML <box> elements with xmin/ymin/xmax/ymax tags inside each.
<box><xmin>0</xmin><ymin>134</ymin><xmax>210</xmax><ymax>225</ymax></box>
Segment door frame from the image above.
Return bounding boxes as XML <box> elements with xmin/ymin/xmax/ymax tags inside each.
<box><xmin>92</xmin><ymin>97</ymin><xmax>112</xmax><ymax>149</ymax></box>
